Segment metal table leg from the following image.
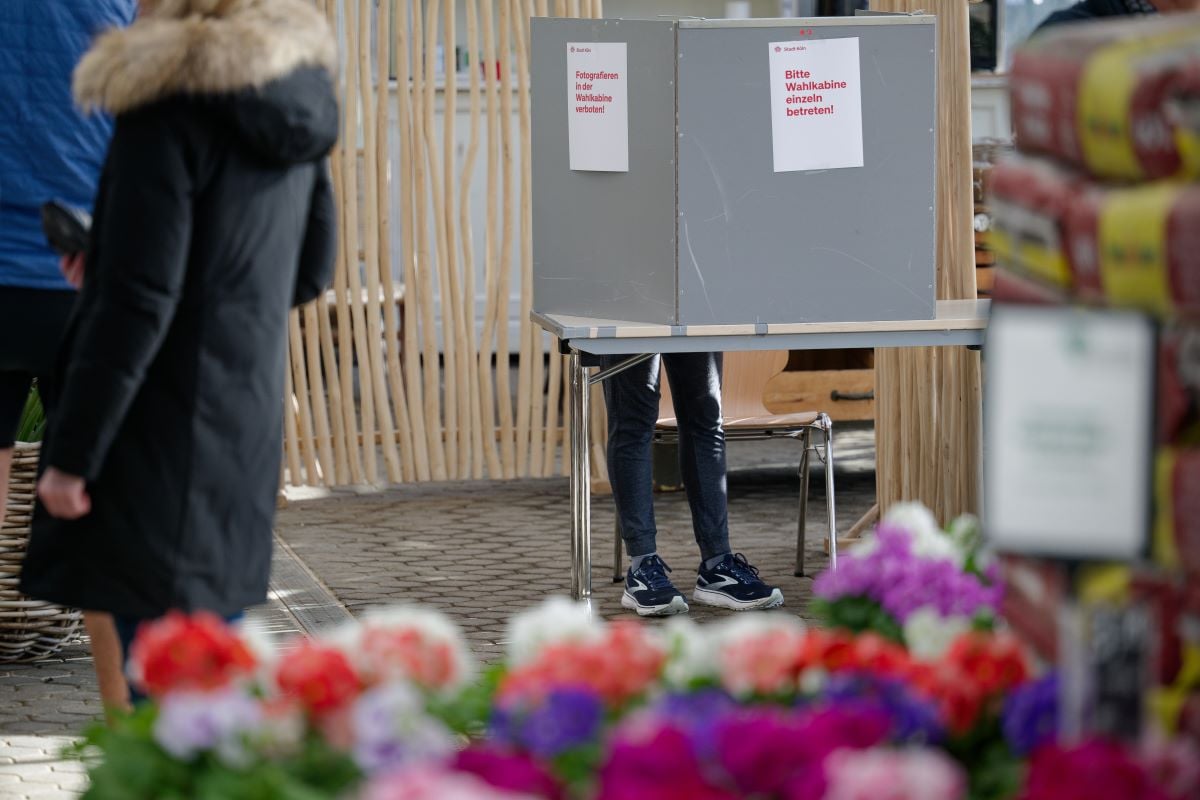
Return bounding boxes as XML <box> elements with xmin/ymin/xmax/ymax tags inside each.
<box><xmin>569</xmin><ymin>351</ymin><xmax>592</xmax><ymax>609</ymax></box>
<box><xmin>821</xmin><ymin>413</ymin><xmax>838</xmax><ymax>570</ymax></box>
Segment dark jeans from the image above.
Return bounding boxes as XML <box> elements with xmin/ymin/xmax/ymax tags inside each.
<box><xmin>601</xmin><ymin>352</ymin><xmax>730</xmax><ymax>563</ymax></box>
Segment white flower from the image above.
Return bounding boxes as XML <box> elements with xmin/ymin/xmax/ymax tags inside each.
<box><xmin>799</xmin><ymin>667</ymin><xmax>828</xmax><ymax>695</ymax></box>
<box><xmin>902</xmin><ymin>606</ymin><xmax>972</xmax><ymax>662</ymax></box>
<box><xmin>505</xmin><ymin>596</ymin><xmax>602</xmax><ymax>666</ymax></box>
<box><xmin>848</xmin><ymin>534</ymin><xmax>881</xmax><ymax>558</ymax></box>
<box><xmin>660</xmin><ymin>617</ymin><xmax>716</xmax><ymax>689</ymax></box>
<box><xmin>885</xmin><ymin>502</ymin><xmax>962</xmax><ymax>565</ymax></box>
<box><xmin>153</xmin><ymin>686</ymin><xmax>264</xmax><ymax>766</ymax></box>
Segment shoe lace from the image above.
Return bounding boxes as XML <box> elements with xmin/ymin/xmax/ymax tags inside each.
<box><xmin>725</xmin><ymin>553</ymin><xmax>763</xmax><ymax>584</ymax></box>
<box><xmin>637</xmin><ymin>556</ymin><xmax>676</xmax><ymax>591</ymax></box>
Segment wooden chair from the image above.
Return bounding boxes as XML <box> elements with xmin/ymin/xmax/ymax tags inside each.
<box><xmin>610</xmin><ymin>350</ymin><xmax>837</xmax><ymax>581</ymax></box>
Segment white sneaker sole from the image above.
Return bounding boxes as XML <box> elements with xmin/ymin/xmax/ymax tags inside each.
<box><xmin>621</xmin><ymin>591</ymin><xmax>689</xmax><ymax>616</ymax></box>
<box><xmin>692</xmin><ymin>586</ymin><xmax>785</xmax><ymax>611</ymax></box>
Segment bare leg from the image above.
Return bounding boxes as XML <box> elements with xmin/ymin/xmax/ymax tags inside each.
<box><xmin>84</xmin><ymin>612</ymin><xmax>131</xmax><ymax>721</ymax></box>
<box><xmin>0</xmin><ymin>447</ymin><xmax>11</xmax><ymax>531</ymax></box>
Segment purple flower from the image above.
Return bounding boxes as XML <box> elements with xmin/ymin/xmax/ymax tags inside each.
<box><xmin>814</xmin><ymin>530</ymin><xmax>1001</xmax><ymax>627</ymax></box>
<box><xmin>351</xmin><ymin>684</ymin><xmax>457</xmax><ymax>774</ymax></box>
<box><xmin>819</xmin><ymin>672</ymin><xmax>945</xmax><ymax>745</ymax></box>
<box><xmin>1002</xmin><ymin>672</ymin><xmax>1059</xmax><ymax>756</ymax></box>
<box><xmin>490</xmin><ymin>687</ymin><xmax>604</xmax><ymax>758</ymax></box>
<box><xmin>523</xmin><ymin>689</ymin><xmax>604</xmax><ymax>757</ymax></box>
<box><xmin>152</xmin><ymin>686</ymin><xmax>263</xmax><ymax>766</ymax></box>
<box><xmin>650</xmin><ymin>690</ymin><xmax>736</xmax><ymax>760</ymax></box>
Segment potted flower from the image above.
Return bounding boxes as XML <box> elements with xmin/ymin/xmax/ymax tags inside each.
<box><xmin>0</xmin><ymin>383</ymin><xmax>81</xmax><ymax>662</ymax></box>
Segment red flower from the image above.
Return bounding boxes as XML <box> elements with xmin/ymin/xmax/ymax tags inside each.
<box><xmin>275</xmin><ymin>641</ymin><xmax>362</xmax><ymax>715</ymax></box>
<box><xmin>906</xmin><ymin>661</ymin><xmax>985</xmax><ymax>736</ymax></box>
<box><xmin>946</xmin><ymin>631</ymin><xmax>1030</xmax><ymax>697</ymax></box>
<box><xmin>128</xmin><ymin>611</ymin><xmax>256</xmax><ymax>696</ymax></box>
<box><xmin>794</xmin><ymin>630</ymin><xmax>913</xmax><ymax>682</ymax></box>
<box><xmin>498</xmin><ymin>622</ymin><xmax>665</xmax><ymax>707</ymax></box>
<box><xmin>797</xmin><ymin>629</ymin><xmax>859</xmax><ymax>674</ymax></box>
<box><xmin>849</xmin><ymin>632</ymin><xmax>912</xmax><ymax>677</ymax></box>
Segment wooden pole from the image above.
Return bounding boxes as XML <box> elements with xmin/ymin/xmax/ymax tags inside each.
<box><xmin>316</xmin><ymin>293</ymin><xmax>350</xmax><ymax>483</ymax></box>
<box><xmin>344</xmin><ymin>0</ymin><xmax>379</xmax><ymax>484</ymax></box>
<box><xmin>396</xmin><ymin>0</ymin><xmax>434</xmax><ymax>482</ymax></box>
<box><xmin>514</xmin><ymin>0</ymin><xmax>535</xmax><ymax>475</ymax></box>
<box><xmin>414</xmin><ymin>0</ymin><xmax>449</xmax><ymax>480</ymax></box>
<box><xmin>322</xmin><ymin>0</ymin><xmax>365</xmax><ymax>485</ymax></box>
<box><xmin>870</xmin><ymin>0</ymin><xmax>981</xmax><ymax>521</ymax></box>
<box><xmin>439</xmin><ymin>0</ymin><xmax>471</xmax><ymax>479</ymax></box>
<box><xmin>377</xmin><ymin>0</ymin><xmax>418</xmax><ymax>483</ymax></box>
<box><xmin>478</xmin><ymin>0</ymin><xmax>504</xmax><ymax>478</ymax></box>
<box><xmin>288</xmin><ymin>311</ymin><xmax>321</xmax><ymax>483</ymax></box>
<box><xmin>461</xmin><ymin>0</ymin><xmax>487</xmax><ymax>479</ymax></box>
<box><xmin>497</xmin><ymin>0</ymin><xmax>517</xmax><ymax>477</ymax></box>
<box><xmin>359</xmin><ymin>0</ymin><xmax>403</xmax><ymax>484</ymax></box>
<box><xmin>283</xmin><ymin>360</ymin><xmax>303</xmax><ymax>485</ymax></box>
<box><xmin>302</xmin><ymin>303</ymin><xmax>335</xmax><ymax>484</ymax></box>
<box><xmin>423</xmin><ymin>0</ymin><xmax>459</xmax><ymax>479</ymax></box>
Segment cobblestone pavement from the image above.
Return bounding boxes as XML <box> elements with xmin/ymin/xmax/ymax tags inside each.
<box><xmin>275</xmin><ymin>429</ymin><xmax>878</xmax><ymax>661</ymax></box>
<box><xmin>0</xmin><ymin>425</ymin><xmax>877</xmax><ymax>797</ymax></box>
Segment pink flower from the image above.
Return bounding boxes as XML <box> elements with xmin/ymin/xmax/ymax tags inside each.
<box><xmin>597</xmin><ymin>716</ymin><xmax>738</xmax><ymax>800</ymax></box>
<box><xmin>821</xmin><ymin>747</ymin><xmax>966</xmax><ymax>800</ymax></box>
<box><xmin>713</xmin><ymin>617</ymin><xmax>809</xmax><ymax>697</ymax></box>
<box><xmin>1020</xmin><ymin>740</ymin><xmax>1171</xmax><ymax>800</ymax></box>
<box><xmin>452</xmin><ymin>747</ymin><xmax>565</xmax><ymax>800</ymax></box>
<box><xmin>1141</xmin><ymin>738</ymin><xmax>1200</xmax><ymax>800</ymax></box>
<box><xmin>361</xmin><ymin>765</ymin><xmax>541</xmax><ymax>800</ymax></box>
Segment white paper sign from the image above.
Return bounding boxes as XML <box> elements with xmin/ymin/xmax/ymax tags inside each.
<box><xmin>984</xmin><ymin>306</ymin><xmax>1156</xmax><ymax>561</ymax></box>
<box><xmin>567</xmin><ymin>42</ymin><xmax>629</xmax><ymax>172</ymax></box>
<box><xmin>768</xmin><ymin>37</ymin><xmax>864</xmax><ymax>173</ymax></box>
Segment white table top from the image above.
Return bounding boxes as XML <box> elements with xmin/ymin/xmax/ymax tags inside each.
<box><xmin>534</xmin><ymin>300</ymin><xmax>990</xmax><ymax>351</ymax></box>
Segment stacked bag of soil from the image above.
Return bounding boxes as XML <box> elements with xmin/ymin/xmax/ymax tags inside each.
<box><xmin>989</xmin><ymin>12</ymin><xmax>1200</xmax><ymax>744</ymax></box>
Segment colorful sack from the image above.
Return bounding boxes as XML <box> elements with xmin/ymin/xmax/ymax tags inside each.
<box><xmin>1010</xmin><ymin>13</ymin><xmax>1200</xmax><ymax>181</ymax></box>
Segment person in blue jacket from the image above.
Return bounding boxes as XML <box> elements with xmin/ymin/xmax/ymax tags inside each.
<box><xmin>0</xmin><ymin>0</ymin><xmax>137</xmax><ymax>715</ymax></box>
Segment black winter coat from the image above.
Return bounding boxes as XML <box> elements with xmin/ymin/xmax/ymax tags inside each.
<box><xmin>20</xmin><ymin>0</ymin><xmax>339</xmax><ymax>619</ymax></box>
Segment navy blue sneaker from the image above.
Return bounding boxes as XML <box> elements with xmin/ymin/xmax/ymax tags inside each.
<box><xmin>693</xmin><ymin>553</ymin><xmax>784</xmax><ymax>610</ymax></box>
<box><xmin>621</xmin><ymin>555</ymin><xmax>689</xmax><ymax>616</ymax></box>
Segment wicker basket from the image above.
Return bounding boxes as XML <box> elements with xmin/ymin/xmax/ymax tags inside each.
<box><xmin>0</xmin><ymin>442</ymin><xmax>82</xmax><ymax>661</ymax></box>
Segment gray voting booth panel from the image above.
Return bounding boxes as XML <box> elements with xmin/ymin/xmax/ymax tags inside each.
<box><xmin>531</xmin><ymin>17</ymin><xmax>937</xmax><ymax>326</ymax></box>
<box><xmin>677</xmin><ymin>18</ymin><xmax>936</xmax><ymax>324</ymax></box>
<box><xmin>531</xmin><ymin>19</ymin><xmax>679</xmax><ymax>324</ymax></box>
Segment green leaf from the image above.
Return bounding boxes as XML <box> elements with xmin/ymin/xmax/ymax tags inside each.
<box><xmin>428</xmin><ymin>664</ymin><xmax>507</xmax><ymax>737</ymax></box>
<box><xmin>552</xmin><ymin>743</ymin><xmax>604</xmax><ymax>791</ymax></box>
<box><xmin>15</xmin><ymin>383</ymin><xmax>45</xmax><ymax>442</ymax></box>
<box><xmin>811</xmin><ymin>597</ymin><xmax>905</xmax><ymax>644</ymax></box>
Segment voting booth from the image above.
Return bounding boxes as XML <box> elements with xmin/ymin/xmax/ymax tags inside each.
<box><xmin>531</xmin><ymin>15</ymin><xmax>938</xmax><ymax>326</ymax></box>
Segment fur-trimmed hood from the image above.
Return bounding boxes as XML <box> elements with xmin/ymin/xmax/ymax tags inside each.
<box><xmin>73</xmin><ymin>0</ymin><xmax>337</xmax><ymax>115</ymax></box>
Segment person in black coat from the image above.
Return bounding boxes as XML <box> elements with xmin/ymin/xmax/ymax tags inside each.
<box><xmin>19</xmin><ymin>0</ymin><xmax>339</xmax><ymax>650</ymax></box>
<box><xmin>1037</xmin><ymin>0</ymin><xmax>1197</xmax><ymax>31</ymax></box>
